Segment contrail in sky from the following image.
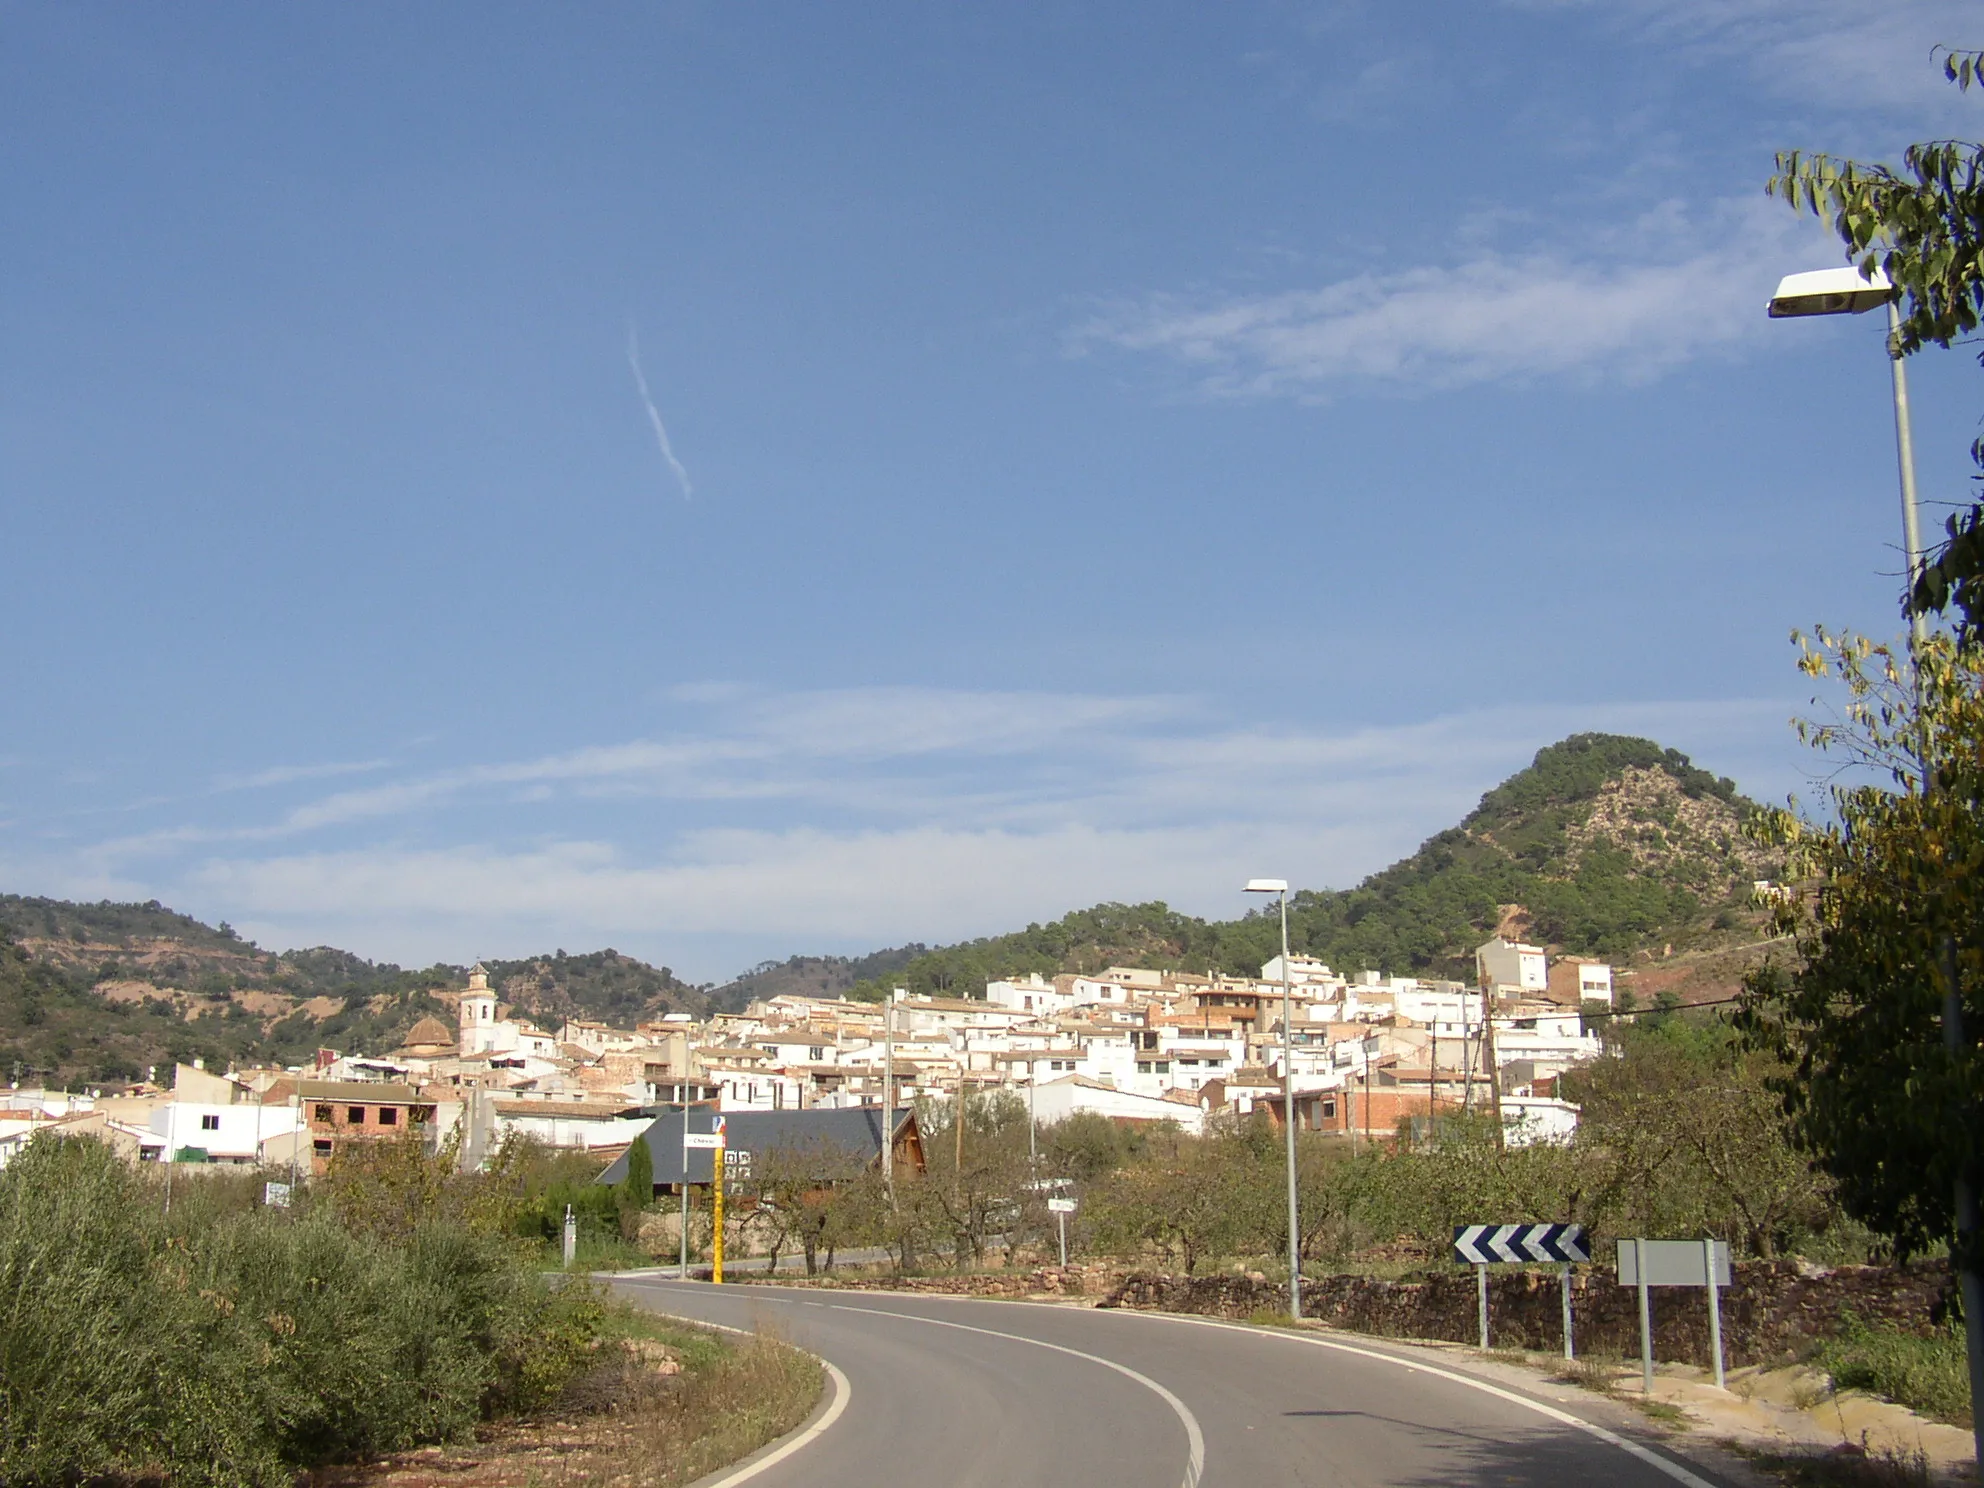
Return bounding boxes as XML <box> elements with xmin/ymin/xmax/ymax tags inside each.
<box><xmin>625</xmin><ymin>324</ymin><xmax>693</xmax><ymax>501</ymax></box>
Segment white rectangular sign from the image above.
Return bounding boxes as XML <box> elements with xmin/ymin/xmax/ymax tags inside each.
<box><xmin>1047</xmin><ymin>1197</ymin><xmax>1077</xmax><ymax>1214</ymax></box>
<box><xmin>682</xmin><ymin>1133</ymin><xmax>725</xmax><ymax>1150</ymax></box>
<box><xmin>1617</xmin><ymin>1239</ymin><xmax>1730</xmax><ymax>1288</ymax></box>
<box><xmin>262</xmin><ymin>1181</ymin><xmax>291</xmax><ymax>1208</ymax></box>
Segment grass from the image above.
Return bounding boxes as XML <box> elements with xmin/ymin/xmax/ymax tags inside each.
<box><xmin>555</xmin><ymin>1310</ymin><xmax>824</xmax><ymax>1488</ymax></box>
<box><xmin>1741</xmin><ymin>1445</ymin><xmax>1936</xmax><ymax>1488</ymax></box>
<box><xmin>1815</xmin><ymin>1315</ymin><xmax>1972</xmax><ymax>1428</ymax></box>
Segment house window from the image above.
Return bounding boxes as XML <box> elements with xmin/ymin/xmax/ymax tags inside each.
<box><xmin>314</xmin><ymin>1105</ymin><xmax>333</xmax><ymax>1122</ymax></box>
<box><xmin>809</xmin><ymin>1046</ymin><xmax>825</xmax><ymax>1061</ymax></box>
<box><xmin>348</xmin><ymin>1107</ymin><xmax>366</xmax><ymax>1124</ymax></box>
<box><xmin>200</xmin><ymin>1113</ymin><xmax>220</xmax><ymax>1131</ymax></box>
<box><xmin>379</xmin><ymin>1107</ymin><xmax>398</xmax><ymax>1126</ymax></box>
<box><xmin>1322</xmin><ymin>1098</ymin><xmax>1337</xmax><ymax>1118</ymax></box>
<box><xmin>313</xmin><ymin>1139</ymin><xmax>333</xmax><ymax>1155</ymax></box>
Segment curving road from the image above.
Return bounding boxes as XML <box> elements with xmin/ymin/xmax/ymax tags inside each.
<box><xmin>610</xmin><ymin>1275</ymin><xmax>1735</xmax><ymax>1488</ymax></box>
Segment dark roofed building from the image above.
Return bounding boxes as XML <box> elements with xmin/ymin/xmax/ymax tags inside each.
<box><xmin>597</xmin><ymin>1106</ymin><xmax>923</xmax><ymax>1194</ymax></box>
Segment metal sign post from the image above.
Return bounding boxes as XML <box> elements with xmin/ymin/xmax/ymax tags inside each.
<box><xmin>1452</xmin><ymin>1224</ymin><xmax>1590</xmax><ymax>1355</ymax></box>
<box><xmin>1704</xmin><ymin>1237</ymin><xmax>1725</xmax><ymax>1390</ymax></box>
<box><xmin>712</xmin><ymin>1137</ymin><xmax>725</xmax><ymax>1284</ymax></box>
<box><xmin>684</xmin><ymin>1114</ymin><xmax>727</xmax><ymax>1283</ymax></box>
<box><xmin>562</xmin><ymin>1203</ymin><xmax>577</xmax><ymax>1268</ymax></box>
<box><xmin>1476</xmin><ymin>1264</ymin><xmax>1490</xmax><ymax>1349</ymax></box>
<box><xmin>1561</xmin><ymin>1265</ymin><xmax>1575</xmax><ymax>1360</ymax></box>
<box><xmin>1618</xmin><ymin>1238</ymin><xmax>1732</xmax><ymax>1394</ymax></box>
<box><xmin>1049</xmin><ymin>1195</ymin><xmax>1076</xmax><ymax>1267</ymax></box>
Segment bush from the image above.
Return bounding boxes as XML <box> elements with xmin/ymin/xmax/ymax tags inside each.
<box><xmin>1816</xmin><ymin>1313</ymin><xmax>1972</xmax><ymax>1427</ymax></box>
<box><xmin>0</xmin><ymin>1133</ymin><xmax>608</xmax><ymax>1486</ymax></box>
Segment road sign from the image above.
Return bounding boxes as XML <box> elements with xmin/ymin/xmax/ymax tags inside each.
<box><xmin>1616</xmin><ymin>1238</ymin><xmax>1730</xmax><ymax>1287</ymax></box>
<box><xmin>1452</xmin><ymin>1223</ymin><xmax>1590</xmax><ymax>1265</ymax></box>
<box><xmin>683</xmin><ymin>1132</ymin><xmax>724</xmax><ymax>1149</ymax></box>
<box><xmin>262</xmin><ymin>1181</ymin><xmax>291</xmax><ymax>1209</ymax></box>
<box><xmin>1047</xmin><ymin>1197</ymin><xmax>1077</xmax><ymax>1214</ymax></box>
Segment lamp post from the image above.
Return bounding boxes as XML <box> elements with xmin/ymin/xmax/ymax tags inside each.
<box><xmin>1766</xmin><ymin>265</ymin><xmax>1927</xmax><ymax>649</ymax></box>
<box><xmin>1245</xmin><ymin>877</ymin><xmax>1301</xmax><ymax>1322</ymax></box>
<box><xmin>1771</xmin><ymin>266</ymin><xmax>1984</xmax><ymax>1462</ymax></box>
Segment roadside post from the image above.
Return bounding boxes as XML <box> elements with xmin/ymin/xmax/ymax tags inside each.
<box><xmin>1048</xmin><ymin>1195</ymin><xmax>1076</xmax><ymax>1266</ymax></box>
<box><xmin>1618</xmin><ymin>1238</ymin><xmax>1732</xmax><ymax>1394</ymax></box>
<box><xmin>712</xmin><ymin>1118</ymin><xmax>726</xmax><ymax>1283</ymax></box>
<box><xmin>684</xmin><ymin>1113</ymin><xmax>727</xmax><ymax>1282</ymax></box>
<box><xmin>562</xmin><ymin>1204</ymin><xmax>577</xmax><ymax>1268</ymax></box>
<box><xmin>1452</xmin><ymin>1224</ymin><xmax>1590</xmax><ymax>1354</ymax></box>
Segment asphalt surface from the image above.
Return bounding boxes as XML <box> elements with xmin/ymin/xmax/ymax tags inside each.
<box><xmin>610</xmin><ymin>1275</ymin><xmax>1735</xmax><ymax>1488</ymax></box>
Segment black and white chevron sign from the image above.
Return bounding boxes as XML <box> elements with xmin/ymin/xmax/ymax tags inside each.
<box><xmin>1453</xmin><ymin>1223</ymin><xmax>1590</xmax><ymax>1265</ymax></box>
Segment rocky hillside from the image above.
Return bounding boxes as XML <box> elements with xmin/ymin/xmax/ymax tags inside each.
<box><xmin>0</xmin><ymin>896</ymin><xmax>705</xmax><ymax>1088</ymax></box>
<box><xmin>850</xmin><ymin>734</ymin><xmax>1779</xmax><ymax>1002</ymax></box>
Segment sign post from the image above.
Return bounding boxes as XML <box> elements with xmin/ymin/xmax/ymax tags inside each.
<box><xmin>1561</xmin><ymin>1264</ymin><xmax>1575</xmax><ymax>1360</ymax></box>
<box><xmin>562</xmin><ymin>1203</ymin><xmax>577</xmax><ymax>1268</ymax></box>
<box><xmin>683</xmin><ymin>1114</ymin><xmax>727</xmax><ymax>1283</ymax></box>
<box><xmin>1618</xmin><ymin>1238</ymin><xmax>1732</xmax><ymax>1394</ymax></box>
<box><xmin>1452</xmin><ymin>1224</ymin><xmax>1590</xmax><ymax>1354</ymax></box>
<box><xmin>1704</xmin><ymin>1237</ymin><xmax>1725</xmax><ymax>1390</ymax></box>
<box><xmin>1048</xmin><ymin>1195</ymin><xmax>1076</xmax><ymax>1267</ymax></box>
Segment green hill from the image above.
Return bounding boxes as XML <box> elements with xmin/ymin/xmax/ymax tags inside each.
<box><xmin>846</xmin><ymin>734</ymin><xmax>1776</xmax><ymax>1001</ymax></box>
<box><xmin>0</xmin><ymin>733</ymin><xmax>1775</xmax><ymax>1084</ymax></box>
<box><xmin>0</xmin><ymin>897</ymin><xmax>706</xmax><ymax>1088</ymax></box>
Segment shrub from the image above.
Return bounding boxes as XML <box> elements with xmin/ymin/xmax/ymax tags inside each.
<box><xmin>0</xmin><ymin>1132</ymin><xmax>609</xmax><ymax>1485</ymax></box>
<box><xmin>1816</xmin><ymin>1313</ymin><xmax>1972</xmax><ymax>1427</ymax></box>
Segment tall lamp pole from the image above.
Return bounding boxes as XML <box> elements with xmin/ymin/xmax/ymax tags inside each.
<box><xmin>1246</xmin><ymin>878</ymin><xmax>1301</xmax><ymax>1322</ymax></box>
<box><xmin>1770</xmin><ymin>264</ymin><xmax>1984</xmax><ymax>1462</ymax></box>
<box><xmin>1766</xmin><ymin>267</ymin><xmax>1927</xmax><ymax>647</ymax></box>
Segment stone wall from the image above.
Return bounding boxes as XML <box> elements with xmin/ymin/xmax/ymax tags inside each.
<box><xmin>727</xmin><ymin>1264</ymin><xmax>1121</xmax><ymax>1298</ymax></box>
<box><xmin>1103</xmin><ymin>1260</ymin><xmax>1949</xmax><ymax>1368</ymax></box>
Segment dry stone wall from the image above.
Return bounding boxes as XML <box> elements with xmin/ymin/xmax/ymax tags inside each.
<box><xmin>1103</xmin><ymin>1260</ymin><xmax>1949</xmax><ymax>1368</ymax></box>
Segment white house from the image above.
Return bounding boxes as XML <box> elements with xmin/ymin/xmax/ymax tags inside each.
<box><xmin>149</xmin><ymin>1101</ymin><xmax>302</xmax><ymax>1164</ymax></box>
<box><xmin>1027</xmin><ymin>1074</ymin><xmax>1205</xmax><ymax>1134</ymax></box>
<box><xmin>1475</xmin><ymin>937</ymin><xmax>1549</xmax><ymax>996</ymax></box>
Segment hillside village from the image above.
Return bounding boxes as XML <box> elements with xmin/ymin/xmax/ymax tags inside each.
<box><xmin>0</xmin><ymin>931</ymin><xmax>1625</xmax><ymax>1173</ymax></box>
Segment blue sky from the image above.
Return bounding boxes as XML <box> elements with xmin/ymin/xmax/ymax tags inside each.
<box><xmin>5</xmin><ymin>2</ymin><xmax>1980</xmax><ymax>981</ymax></box>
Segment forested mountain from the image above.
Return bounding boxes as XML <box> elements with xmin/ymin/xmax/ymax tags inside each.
<box><xmin>846</xmin><ymin>734</ymin><xmax>1776</xmax><ymax>1001</ymax></box>
<box><xmin>0</xmin><ymin>733</ymin><xmax>1773</xmax><ymax>1085</ymax></box>
<box><xmin>707</xmin><ymin>947</ymin><xmax>927</xmax><ymax>1010</ymax></box>
<box><xmin>0</xmin><ymin>897</ymin><xmax>705</xmax><ymax>1088</ymax></box>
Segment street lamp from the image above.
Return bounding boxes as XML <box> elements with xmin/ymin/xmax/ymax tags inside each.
<box><xmin>1245</xmin><ymin>877</ymin><xmax>1302</xmax><ymax>1322</ymax></box>
<box><xmin>1772</xmin><ymin>265</ymin><xmax>1984</xmax><ymax>1466</ymax></box>
<box><xmin>1766</xmin><ymin>264</ymin><xmax>1926</xmax><ymax>648</ymax></box>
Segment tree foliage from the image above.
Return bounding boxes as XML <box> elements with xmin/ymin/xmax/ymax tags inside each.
<box><xmin>1769</xmin><ymin>49</ymin><xmax>1984</xmax><ymax>635</ymax></box>
<box><xmin>1739</xmin><ymin>629</ymin><xmax>1984</xmax><ymax>1262</ymax></box>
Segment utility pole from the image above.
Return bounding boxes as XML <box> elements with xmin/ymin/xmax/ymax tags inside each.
<box><xmin>882</xmin><ymin>992</ymin><xmax>897</xmax><ymax>1198</ymax></box>
<box><xmin>1481</xmin><ymin>979</ymin><xmax>1505</xmax><ymax>1147</ymax></box>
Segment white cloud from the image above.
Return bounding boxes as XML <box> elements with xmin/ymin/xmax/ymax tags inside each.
<box><xmin>24</xmin><ymin>688</ymin><xmax>1804</xmax><ymax>979</ymax></box>
<box><xmin>1072</xmin><ymin>199</ymin><xmax>1827</xmax><ymax>398</ymax></box>
<box><xmin>1522</xmin><ymin>0</ymin><xmax>1980</xmax><ymax>114</ymax></box>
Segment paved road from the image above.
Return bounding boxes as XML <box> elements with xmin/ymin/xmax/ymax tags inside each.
<box><xmin>610</xmin><ymin>1276</ymin><xmax>1732</xmax><ymax>1488</ymax></box>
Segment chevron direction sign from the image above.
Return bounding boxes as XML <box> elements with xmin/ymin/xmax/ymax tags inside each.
<box><xmin>1453</xmin><ymin>1223</ymin><xmax>1590</xmax><ymax>1265</ymax></box>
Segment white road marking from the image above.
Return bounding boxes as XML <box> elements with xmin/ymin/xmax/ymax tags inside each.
<box><xmin>609</xmin><ymin>1296</ymin><xmax>853</xmax><ymax>1488</ymax></box>
<box><xmin>829</xmin><ymin>1303</ymin><xmax>1205</xmax><ymax>1488</ymax></box>
<box><xmin>1124</xmin><ymin>1312</ymin><xmax>1721</xmax><ymax>1488</ymax></box>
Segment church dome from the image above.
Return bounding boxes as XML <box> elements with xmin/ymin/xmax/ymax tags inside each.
<box><xmin>402</xmin><ymin>1015</ymin><xmax>458</xmax><ymax>1051</ymax></box>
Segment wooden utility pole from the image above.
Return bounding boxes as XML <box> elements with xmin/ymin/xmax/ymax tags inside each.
<box><xmin>1480</xmin><ymin>981</ymin><xmax>1505</xmax><ymax>1147</ymax></box>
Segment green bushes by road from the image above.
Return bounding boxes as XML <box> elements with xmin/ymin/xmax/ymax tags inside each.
<box><xmin>0</xmin><ymin>1134</ymin><xmax>607</xmax><ymax>1486</ymax></box>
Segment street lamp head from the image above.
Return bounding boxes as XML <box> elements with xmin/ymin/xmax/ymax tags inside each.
<box><xmin>1243</xmin><ymin>878</ymin><xmax>1288</xmax><ymax>894</ymax></box>
<box><xmin>1767</xmin><ymin>265</ymin><xmax>1895</xmax><ymax>318</ymax></box>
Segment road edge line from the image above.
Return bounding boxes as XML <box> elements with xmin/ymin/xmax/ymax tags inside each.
<box><xmin>1118</xmin><ymin>1310</ymin><xmax>1719</xmax><ymax>1488</ymax></box>
<box><xmin>623</xmin><ymin>1300</ymin><xmax>853</xmax><ymax>1488</ymax></box>
<box><xmin>829</xmin><ymin>1303</ymin><xmax>1204</xmax><ymax>1488</ymax></box>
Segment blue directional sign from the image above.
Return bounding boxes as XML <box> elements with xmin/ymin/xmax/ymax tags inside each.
<box><xmin>1453</xmin><ymin>1223</ymin><xmax>1590</xmax><ymax>1265</ymax></box>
